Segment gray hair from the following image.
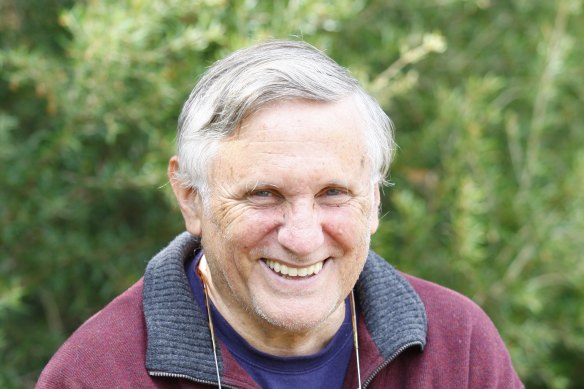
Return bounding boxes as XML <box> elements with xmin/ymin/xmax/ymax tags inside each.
<box><xmin>175</xmin><ymin>40</ymin><xmax>395</xmax><ymax>193</ymax></box>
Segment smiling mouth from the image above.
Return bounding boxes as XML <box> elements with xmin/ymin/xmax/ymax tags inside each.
<box><xmin>263</xmin><ymin>258</ymin><xmax>325</xmax><ymax>278</ymax></box>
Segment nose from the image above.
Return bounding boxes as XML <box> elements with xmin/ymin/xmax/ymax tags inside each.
<box><xmin>277</xmin><ymin>199</ymin><xmax>324</xmax><ymax>257</ymax></box>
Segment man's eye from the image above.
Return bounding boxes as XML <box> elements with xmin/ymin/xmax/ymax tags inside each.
<box><xmin>318</xmin><ymin>188</ymin><xmax>350</xmax><ymax>205</ymax></box>
<box><xmin>248</xmin><ymin>190</ymin><xmax>281</xmax><ymax>204</ymax></box>
<box><xmin>325</xmin><ymin>188</ymin><xmax>343</xmax><ymax>196</ymax></box>
<box><xmin>252</xmin><ymin>190</ymin><xmax>273</xmax><ymax>197</ymax></box>
<box><xmin>323</xmin><ymin>187</ymin><xmax>349</xmax><ymax>197</ymax></box>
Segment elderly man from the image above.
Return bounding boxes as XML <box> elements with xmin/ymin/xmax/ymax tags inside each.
<box><xmin>38</xmin><ymin>41</ymin><xmax>523</xmax><ymax>388</ymax></box>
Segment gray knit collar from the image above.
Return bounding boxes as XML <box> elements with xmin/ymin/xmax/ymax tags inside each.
<box><xmin>143</xmin><ymin>232</ymin><xmax>427</xmax><ymax>383</ymax></box>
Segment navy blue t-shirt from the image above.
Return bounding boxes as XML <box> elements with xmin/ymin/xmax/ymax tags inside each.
<box><xmin>186</xmin><ymin>251</ymin><xmax>354</xmax><ymax>388</ymax></box>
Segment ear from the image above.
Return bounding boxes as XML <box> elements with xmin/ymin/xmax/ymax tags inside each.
<box><xmin>370</xmin><ymin>184</ymin><xmax>381</xmax><ymax>234</ymax></box>
<box><xmin>168</xmin><ymin>156</ymin><xmax>203</xmax><ymax>236</ymax></box>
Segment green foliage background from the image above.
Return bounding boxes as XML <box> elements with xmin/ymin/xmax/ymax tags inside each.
<box><xmin>1</xmin><ymin>0</ymin><xmax>583</xmax><ymax>387</ymax></box>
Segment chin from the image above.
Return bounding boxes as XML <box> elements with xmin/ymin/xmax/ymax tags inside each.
<box><xmin>252</xmin><ymin>299</ymin><xmax>342</xmax><ymax>333</ymax></box>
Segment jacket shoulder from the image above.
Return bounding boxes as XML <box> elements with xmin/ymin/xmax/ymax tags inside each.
<box><xmin>402</xmin><ymin>273</ymin><xmax>489</xmax><ymax>326</ymax></box>
<box><xmin>37</xmin><ymin>280</ymin><xmax>153</xmax><ymax>388</ymax></box>
<box><xmin>389</xmin><ymin>273</ymin><xmax>524</xmax><ymax>388</ymax></box>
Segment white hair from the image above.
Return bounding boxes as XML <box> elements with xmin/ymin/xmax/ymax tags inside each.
<box><xmin>175</xmin><ymin>40</ymin><xmax>395</xmax><ymax>193</ymax></box>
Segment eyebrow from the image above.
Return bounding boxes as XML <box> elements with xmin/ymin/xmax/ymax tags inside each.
<box><xmin>324</xmin><ymin>180</ymin><xmax>350</xmax><ymax>190</ymax></box>
<box><xmin>239</xmin><ymin>177</ymin><xmax>361</xmax><ymax>199</ymax></box>
<box><xmin>246</xmin><ymin>181</ymin><xmax>281</xmax><ymax>192</ymax></box>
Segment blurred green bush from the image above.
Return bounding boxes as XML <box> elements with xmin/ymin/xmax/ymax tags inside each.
<box><xmin>1</xmin><ymin>0</ymin><xmax>582</xmax><ymax>387</ymax></box>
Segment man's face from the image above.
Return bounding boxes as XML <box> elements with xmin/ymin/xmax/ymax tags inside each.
<box><xmin>194</xmin><ymin>98</ymin><xmax>379</xmax><ymax>332</ymax></box>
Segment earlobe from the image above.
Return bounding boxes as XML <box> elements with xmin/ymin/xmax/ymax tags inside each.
<box><xmin>168</xmin><ymin>156</ymin><xmax>203</xmax><ymax>236</ymax></box>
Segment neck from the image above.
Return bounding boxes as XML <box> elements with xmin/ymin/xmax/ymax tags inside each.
<box><xmin>198</xmin><ymin>256</ymin><xmax>346</xmax><ymax>356</ymax></box>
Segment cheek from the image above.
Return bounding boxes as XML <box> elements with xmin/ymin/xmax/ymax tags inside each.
<box><xmin>322</xmin><ymin>207</ymin><xmax>371</xmax><ymax>246</ymax></box>
<box><xmin>222</xmin><ymin>209</ymin><xmax>282</xmax><ymax>250</ymax></box>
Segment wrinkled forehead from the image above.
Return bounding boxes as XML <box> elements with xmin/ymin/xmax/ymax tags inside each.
<box><xmin>207</xmin><ymin>98</ymin><xmax>373</xmax><ymax>184</ymax></box>
<box><xmin>230</xmin><ymin>96</ymin><xmax>369</xmax><ymax>141</ymax></box>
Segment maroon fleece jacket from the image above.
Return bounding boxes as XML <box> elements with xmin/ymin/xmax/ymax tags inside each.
<box><xmin>37</xmin><ymin>276</ymin><xmax>523</xmax><ymax>388</ymax></box>
<box><xmin>38</xmin><ymin>233</ymin><xmax>523</xmax><ymax>388</ymax></box>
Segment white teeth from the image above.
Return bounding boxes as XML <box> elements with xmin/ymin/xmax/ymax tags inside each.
<box><xmin>314</xmin><ymin>262</ymin><xmax>323</xmax><ymax>274</ymax></box>
<box><xmin>280</xmin><ymin>264</ymin><xmax>289</xmax><ymax>275</ymax></box>
<box><xmin>265</xmin><ymin>259</ymin><xmax>325</xmax><ymax>278</ymax></box>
